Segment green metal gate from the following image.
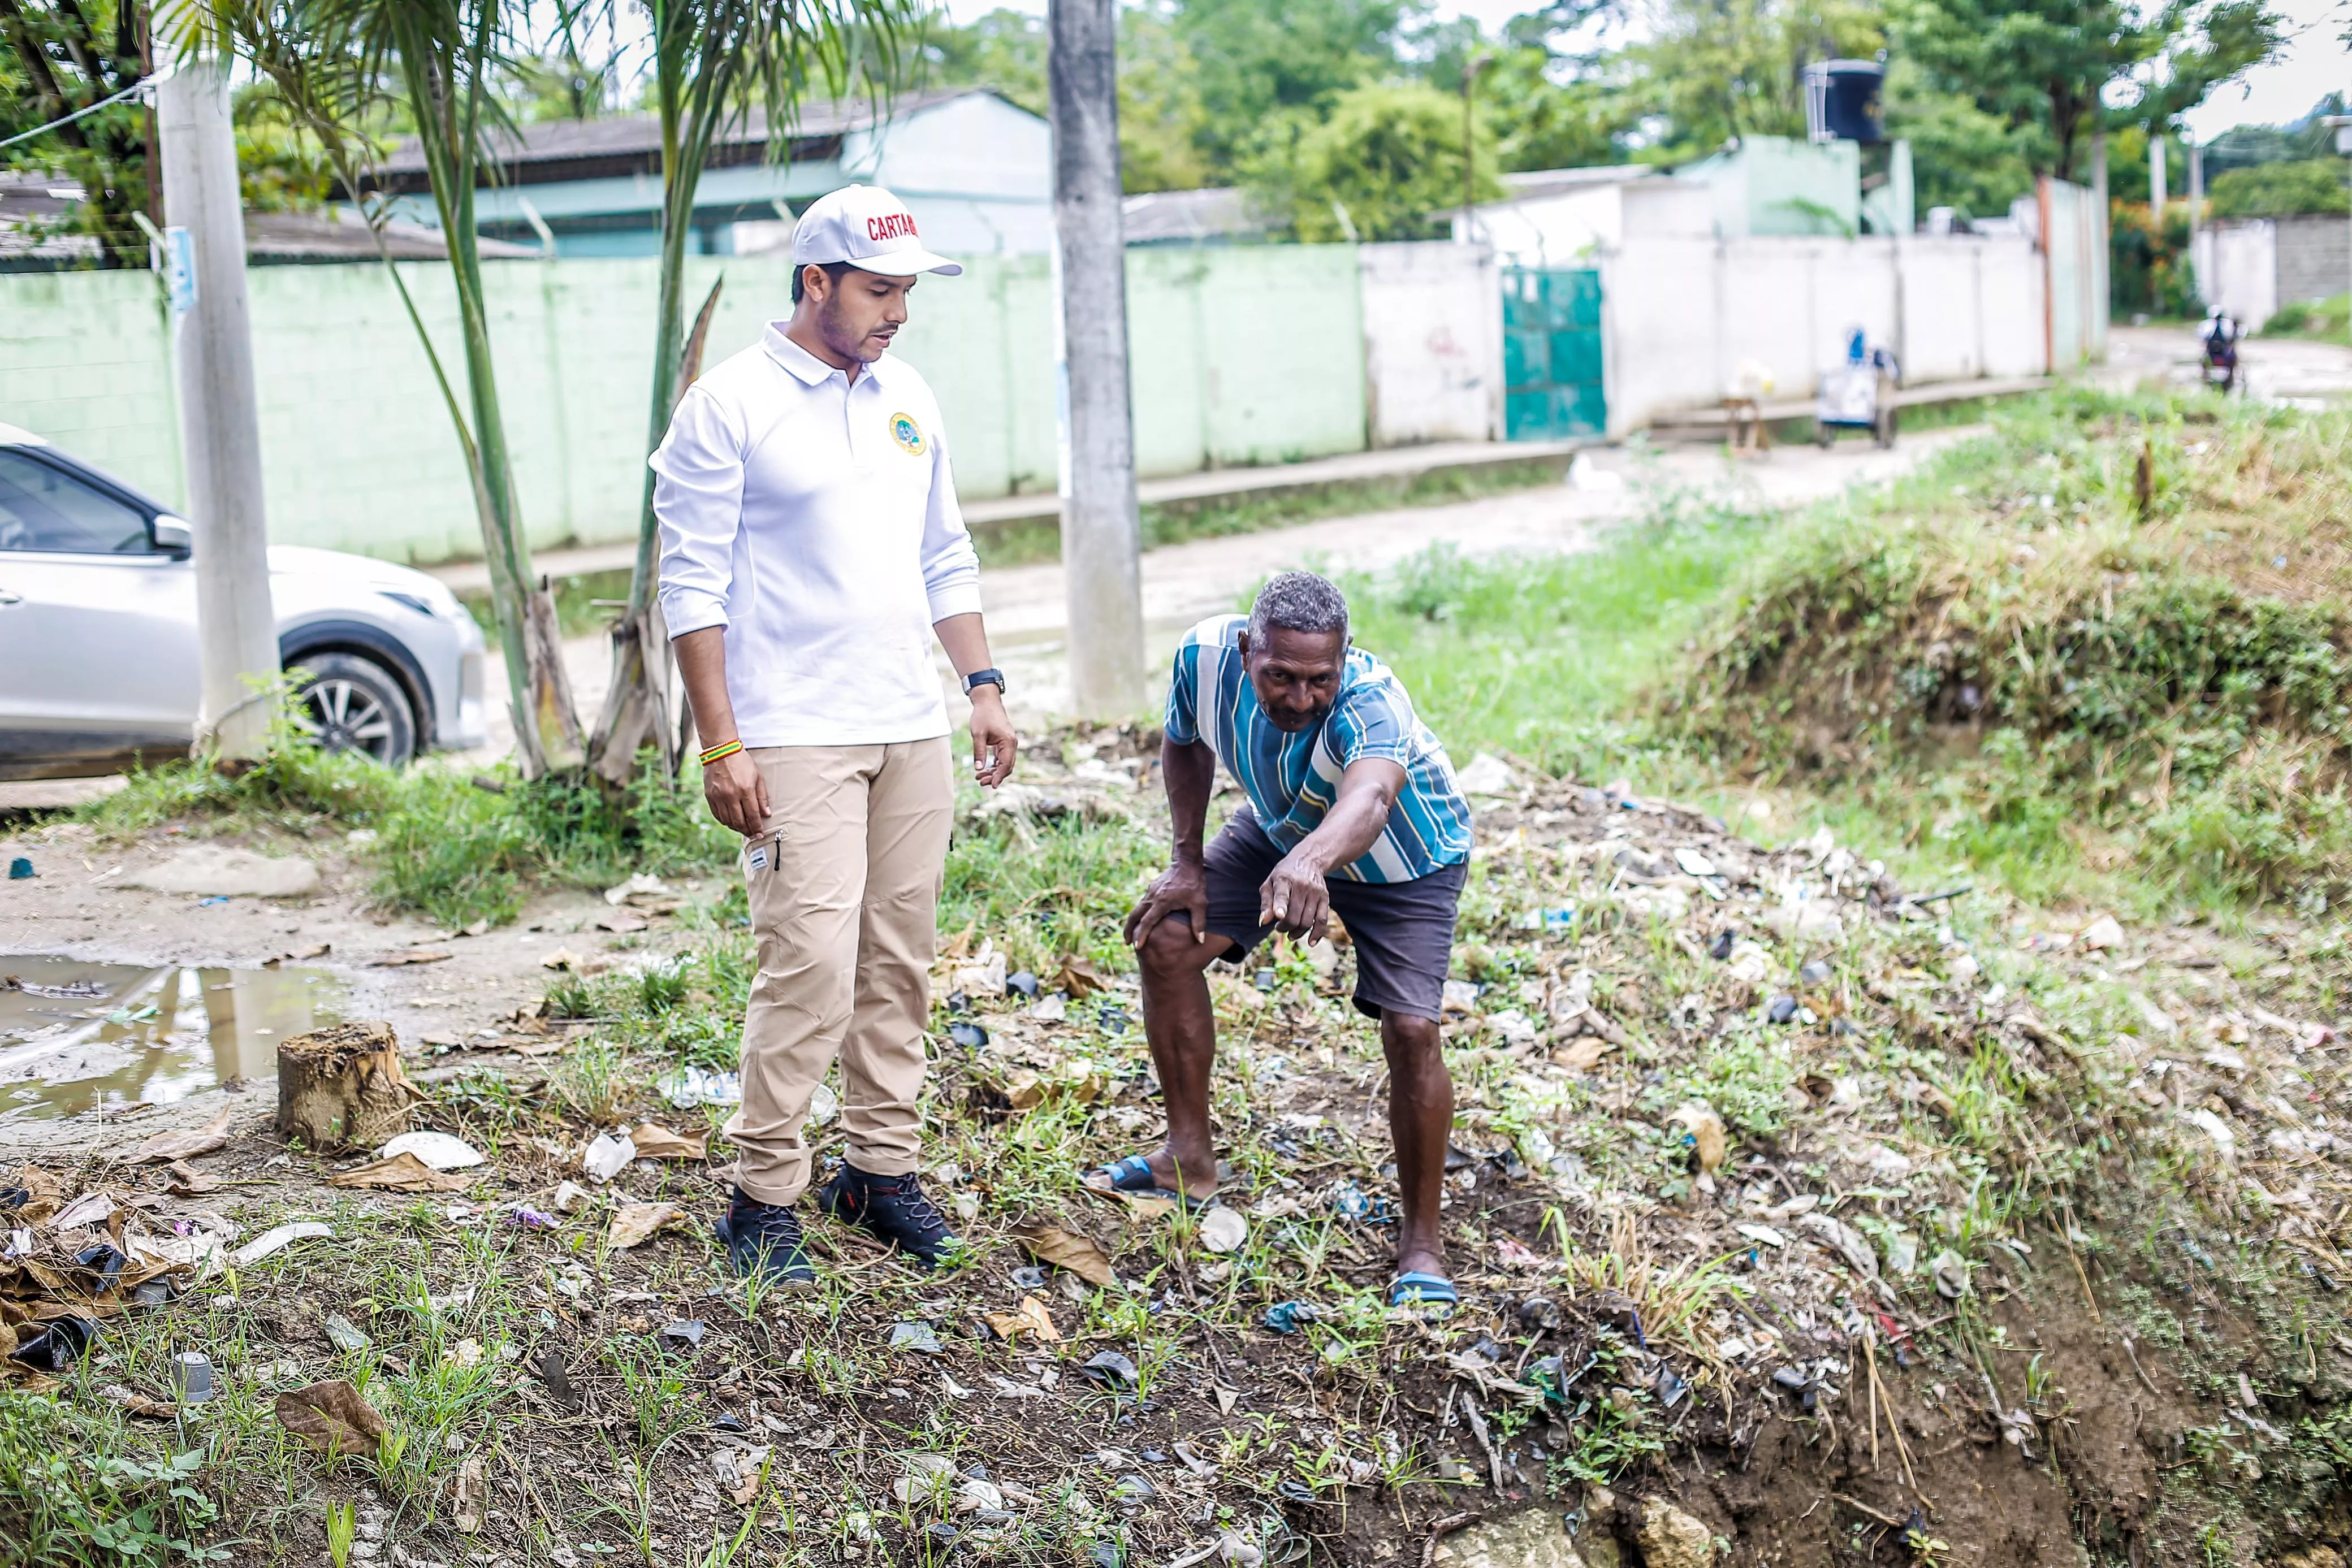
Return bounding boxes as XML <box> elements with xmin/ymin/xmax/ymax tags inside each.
<box><xmin>1502</xmin><ymin>267</ymin><xmax>1606</xmax><ymax>440</ymax></box>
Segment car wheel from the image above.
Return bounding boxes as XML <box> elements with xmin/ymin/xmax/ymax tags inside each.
<box><xmin>288</xmin><ymin>652</ymin><xmax>417</xmax><ymax>768</ymax></box>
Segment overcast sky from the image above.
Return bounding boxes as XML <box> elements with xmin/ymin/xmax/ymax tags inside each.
<box><xmin>941</xmin><ymin>0</ymin><xmax>2350</xmax><ymax>137</ymax></box>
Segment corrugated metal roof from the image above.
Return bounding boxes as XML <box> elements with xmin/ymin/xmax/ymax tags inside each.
<box><xmin>1119</xmin><ymin>186</ymin><xmax>1272</xmax><ymax>244</ymax></box>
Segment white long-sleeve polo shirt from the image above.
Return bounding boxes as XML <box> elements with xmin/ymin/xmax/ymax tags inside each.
<box><xmin>652</xmin><ymin>324</ymin><xmax>984</xmax><ymax>748</ymax></box>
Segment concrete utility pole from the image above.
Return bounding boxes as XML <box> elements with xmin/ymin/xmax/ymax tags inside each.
<box><xmin>2150</xmin><ymin>134</ymin><xmax>2167</xmax><ymax>225</ymax></box>
<box><xmin>1048</xmin><ymin>0</ymin><xmax>1144</xmax><ymax>718</ymax></box>
<box><xmin>158</xmin><ymin>58</ymin><xmax>278</xmax><ymax>763</ymax></box>
<box><xmin>2187</xmin><ymin>136</ymin><xmax>2204</xmax><ymax>288</ymax></box>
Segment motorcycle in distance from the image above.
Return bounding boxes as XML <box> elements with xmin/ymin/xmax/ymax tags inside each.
<box><xmin>2199</xmin><ymin>313</ymin><xmax>2243</xmax><ymax>395</ymax></box>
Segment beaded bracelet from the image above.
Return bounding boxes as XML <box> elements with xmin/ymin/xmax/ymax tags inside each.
<box><xmin>699</xmin><ymin>738</ymin><xmax>744</xmax><ymax>766</ymax></box>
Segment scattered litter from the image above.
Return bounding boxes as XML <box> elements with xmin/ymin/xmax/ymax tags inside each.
<box><xmin>1263</xmin><ymin>1302</ymin><xmax>1318</xmax><ymax>1334</ymax></box>
<box><xmin>232</xmin><ymin>1222</ymin><xmax>334</xmax><ymax>1268</ymax></box>
<box><xmin>891</xmin><ymin>1321</ymin><xmax>945</xmax><ymax>1355</ymax></box>
<box><xmin>1455</xmin><ymin>753</ymin><xmax>1516</xmax><ymax>796</ymax></box>
<box><xmin>1197</xmin><ymin>1207</ymin><xmax>1247</xmax><ymax>1254</ymax></box>
<box><xmin>508</xmin><ymin>1206</ymin><xmax>560</xmax><ymax>1231</ymax></box>
<box><xmin>6</xmin><ymin>857</ymin><xmax>31</xmax><ymax>880</ymax></box>
<box><xmin>371</xmin><ymin>948</ymin><xmax>454</xmax><ymax>967</ymax></box>
<box><xmin>325</xmin><ymin>1313</ymin><xmax>372</xmax><ymax>1353</ymax></box>
<box><xmin>1668</xmin><ymin>1103</ymin><xmax>1727</xmax><ymax>1173</ymax></box>
<box><xmin>550</xmin><ymin>1180</ymin><xmax>591</xmax><ymax>1215</ymax></box>
<box><xmin>170</xmin><ymin>1351</ymin><xmax>214</xmax><ymax>1405</ymax></box>
<box><xmin>451</xmin><ymin>1452</ymin><xmax>488</xmax><ymax>1535</ymax></box>
<box><xmin>659</xmin><ymin>1065</ymin><xmax>742</xmax><ymax>1108</ymax></box>
<box><xmin>1081</xmin><ymin>1350</ymin><xmax>1138</xmax><ymax>1391</ymax></box>
<box><xmin>8</xmin><ymin>1316</ymin><xmax>97</xmax><ymax>1372</ymax></box>
<box><xmin>603</xmin><ymin>873</ymin><xmax>674</xmax><ymax>907</ymax></box>
<box><xmin>949</xmin><ymin>1021</ymin><xmax>990</xmax><ymax>1050</ymax></box>
<box><xmin>659</xmin><ymin>1319</ymin><xmax>707</xmax><ymax>1353</ymax></box>
<box><xmin>582</xmin><ymin>1131</ymin><xmax>638</xmax><ymax>1183</ymax></box>
<box><xmin>2078</xmin><ymin>913</ymin><xmax>2126</xmax><ymax>950</ymax></box>
<box><xmin>1930</xmin><ymin>1249</ymin><xmax>1970</xmax><ymax>1298</ymax></box>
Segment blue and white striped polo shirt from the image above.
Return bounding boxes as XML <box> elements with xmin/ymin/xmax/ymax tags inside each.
<box><xmin>1164</xmin><ymin>615</ymin><xmax>1472</xmax><ymax>885</ymax></box>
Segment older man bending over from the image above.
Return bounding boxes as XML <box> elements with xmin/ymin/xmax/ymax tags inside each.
<box><xmin>1101</xmin><ymin>570</ymin><xmax>1473</xmax><ymax>1312</ymax></box>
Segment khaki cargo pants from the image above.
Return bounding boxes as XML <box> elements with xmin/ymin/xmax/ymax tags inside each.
<box><xmin>727</xmin><ymin>738</ymin><xmax>952</xmax><ymax>1206</ymax></box>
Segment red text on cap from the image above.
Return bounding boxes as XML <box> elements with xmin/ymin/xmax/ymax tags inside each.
<box><xmin>866</xmin><ymin>212</ymin><xmax>919</xmax><ymax>241</ymax></box>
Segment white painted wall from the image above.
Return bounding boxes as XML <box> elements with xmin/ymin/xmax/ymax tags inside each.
<box><xmin>1598</xmin><ymin>233</ymin><xmax>2047</xmax><ymax>435</ymax></box>
<box><xmin>1358</xmin><ymin>241</ymin><xmax>1503</xmax><ymax>445</ymax></box>
<box><xmin>2197</xmin><ymin>221</ymin><xmax>2281</xmax><ymax>330</ymax></box>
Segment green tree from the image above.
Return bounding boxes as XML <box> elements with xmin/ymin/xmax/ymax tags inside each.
<box><xmin>200</xmin><ymin>0</ymin><xmax>586</xmax><ymax>776</ymax></box>
<box><xmin>0</xmin><ymin>0</ymin><xmax>153</xmax><ymax>268</ymax></box>
<box><xmin>2208</xmin><ymin>157</ymin><xmax>2349</xmax><ymax>216</ymax></box>
<box><xmin>1883</xmin><ymin>60</ymin><xmax>2034</xmax><ymax>216</ymax></box>
<box><xmin>1616</xmin><ymin>0</ymin><xmax>1883</xmax><ymax>156</ymax></box>
<box><xmin>1243</xmin><ymin>80</ymin><xmax>1502</xmax><ymax>242</ymax></box>
<box><xmin>1893</xmin><ymin>0</ymin><xmax>2284</xmax><ymax>183</ymax></box>
<box><xmin>1177</xmin><ymin>0</ymin><xmax>1403</xmax><ymax>171</ymax></box>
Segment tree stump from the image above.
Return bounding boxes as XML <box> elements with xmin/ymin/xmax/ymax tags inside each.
<box><xmin>276</xmin><ymin>1022</ymin><xmax>417</xmax><ymax>1151</ymax></box>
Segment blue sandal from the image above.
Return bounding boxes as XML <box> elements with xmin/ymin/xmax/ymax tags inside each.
<box><xmin>1086</xmin><ymin>1154</ymin><xmax>1212</xmax><ymax>1212</ymax></box>
<box><xmin>1388</xmin><ymin>1271</ymin><xmax>1459</xmax><ymax>1315</ymax></box>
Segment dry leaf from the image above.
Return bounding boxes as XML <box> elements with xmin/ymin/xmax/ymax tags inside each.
<box><xmin>370</xmin><ymin>949</ymin><xmax>453</xmax><ymax>967</ymax></box>
<box><xmin>608</xmin><ymin>1202</ymin><xmax>685</xmax><ymax>1249</ymax></box>
<box><xmin>101</xmin><ymin>1383</ymin><xmax>178</xmax><ymax>1419</ymax></box>
<box><xmin>983</xmin><ymin>1294</ymin><xmax>1061</xmax><ymax>1345</ymax></box>
<box><xmin>163</xmin><ymin>1160</ymin><xmax>218</xmax><ymax>1196</ymax></box>
<box><xmin>275</xmin><ymin>1379</ymin><xmax>387</xmax><ymax>1458</ymax></box>
<box><xmin>594</xmin><ymin>911</ymin><xmax>649</xmax><ymax>934</ymax></box>
<box><xmin>1669</xmin><ymin>1103</ymin><xmax>1728</xmax><ymax>1174</ymax></box>
<box><xmin>1055</xmin><ymin>953</ymin><xmax>1106</xmax><ymax>998</ymax></box>
<box><xmin>1014</xmin><ymin>1223</ymin><xmax>1114</xmax><ymax>1287</ymax></box>
<box><xmin>328</xmin><ymin>1153</ymin><xmax>472</xmax><ymax>1194</ymax></box>
<box><xmin>627</xmin><ymin>1123</ymin><xmax>707</xmax><ymax>1160</ymax></box>
<box><xmin>128</xmin><ymin>1107</ymin><xmax>234</xmax><ymax>1164</ymax></box>
<box><xmin>541</xmin><ymin>948</ymin><xmax>585</xmax><ymax>971</ymax></box>
<box><xmin>452</xmin><ymin>1452</ymin><xmax>488</xmax><ymax>1534</ymax></box>
<box><xmin>1553</xmin><ymin>1038</ymin><xmax>1607</xmax><ymax>1072</ymax></box>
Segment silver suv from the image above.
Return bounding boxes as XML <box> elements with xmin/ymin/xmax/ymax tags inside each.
<box><xmin>0</xmin><ymin>424</ymin><xmax>488</xmax><ymax>779</ymax></box>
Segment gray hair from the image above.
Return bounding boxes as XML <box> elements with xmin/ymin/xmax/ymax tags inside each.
<box><xmin>1248</xmin><ymin>570</ymin><xmax>1350</xmax><ymax>645</ymax></box>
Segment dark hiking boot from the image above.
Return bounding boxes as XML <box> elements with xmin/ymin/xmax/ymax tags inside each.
<box><xmin>815</xmin><ymin>1163</ymin><xmax>958</xmax><ymax>1267</ymax></box>
<box><xmin>712</xmin><ymin>1187</ymin><xmax>815</xmax><ymax>1288</ymax></box>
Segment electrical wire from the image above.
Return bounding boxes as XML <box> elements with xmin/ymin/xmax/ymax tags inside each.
<box><xmin>0</xmin><ymin>73</ymin><xmax>163</xmax><ymax>153</ymax></box>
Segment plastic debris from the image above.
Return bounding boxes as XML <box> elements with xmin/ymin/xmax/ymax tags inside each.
<box><xmin>1081</xmin><ymin>1350</ymin><xmax>1138</xmax><ymax>1390</ymax></box>
<box><xmin>1765</xmin><ymin>993</ymin><xmax>1799</xmax><ymax>1024</ymax></box>
<box><xmin>1455</xmin><ymin>752</ymin><xmax>1516</xmax><ymax>796</ymax></box>
<box><xmin>949</xmin><ymin>1021</ymin><xmax>989</xmax><ymax>1050</ymax></box>
<box><xmin>379</xmin><ymin>1131</ymin><xmax>486</xmax><ymax>1172</ymax></box>
<box><xmin>891</xmin><ymin>1321</ymin><xmax>945</xmax><ymax>1355</ymax></box>
<box><xmin>1007</xmin><ymin>970</ymin><xmax>1040</xmax><ymax>998</ymax></box>
<box><xmin>607</xmin><ymin>1202</ymin><xmax>682</xmax><ymax>1249</ymax></box>
<box><xmin>1797</xmin><ymin>959</ymin><xmax>1835</xmax><ymax>987</ymax></box>
<box><xmin>325</xmin><ymin>1313</ymin><xmax>371</xmax><ymax>1353</ymax></box>
<box><xmin>231</xmin><ymin>1222</ymin><xmax>333</xmax><ymax>1268</ymax></box>
<box><xmin>1263</xmin><ymin>1301</ymin><xmax>1318</xmax><ymax>1334</ymax></box>
<box><xmin>581</xmin><ymin>1131</ymin><xmax>637</xmax><ymax>1183</ymax></box>
<box><xmin>6</xmin><ymin>857</ymin><xmax>32</xmax><ymax>880</ymax></box>
<box><xmin>659</xmin><ymin>1319</ymin><xmax>707</xmax><ymax>1352</ymax></box>
<box><xmin>1931</xmin><ymin>1248</ymin><xmax>1971</xmax><ymax>1298</ymax></box>
<box><xmin>170</xmin><ymin>1351</ymin><xmax>215</xmax><ymax>1405</ymax></box>
<box><xmin>1668</xmin><ymin>1103</ymin><xmax>1727</xmax><ymax>1173</ymax></box>
<box><xmin>509</xmin><ymin>1207</ymin><xmax>560</xmax><ymax>1231</ymax></box>
<box><xmin>551</xmin><ymin>1180</ymin><xmax>590</xmax><ymax>1215</ymax></box>
<box><xmin>659</xmin><ymin>1065</ymin><xmax>743</xmax><ymax>1108</ymax></box>
<box><xmin>2078</xmin><ymin>913</ymin><xmax>2126</xmax><ymax>950</ymax></box>
<box><xmin>1197</xmin><ymin>1207</ymin><xmax>1247</xmax><ymax>1254</ymax></box>
<box><xmin>8</xmin><ymin>1316</ymin><xmax>96</xmax><ymax>1372</ymax></box>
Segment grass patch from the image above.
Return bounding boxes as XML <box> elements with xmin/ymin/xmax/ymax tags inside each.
<box><xmin>1338</xmin><ymin>479</ymin><xmax>1772</xmax><ymax>779</ymax></box>
<box><xmin>1663</xmin><ymin>384</ymin><xmax>2352</xmax><ymax>915</ymax></box>
<box><xmin>2260</xmin><ymin>292</ymin><xmax>2350</xmax><ymax>343</ymax></box>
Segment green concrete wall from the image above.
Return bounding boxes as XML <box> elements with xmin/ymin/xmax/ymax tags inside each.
<box><xmin>0</xmin><ymin>244</ymin><xmax>1367</xmax><ymax>565</ymax></box>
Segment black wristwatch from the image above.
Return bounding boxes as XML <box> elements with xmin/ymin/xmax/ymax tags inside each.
<box><xmin>964</xmin><ymin>668</ymin><xmax>1007</xmax><ymax>696</ymax></box>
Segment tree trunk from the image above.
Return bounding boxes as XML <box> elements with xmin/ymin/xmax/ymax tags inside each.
<box><xmin>276</xmin><ymin>1022</ymin><xmax>417</xmax><ymax>1151</ymax></box>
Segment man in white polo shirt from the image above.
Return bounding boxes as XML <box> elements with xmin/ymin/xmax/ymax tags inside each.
<box><xmin>654</xmin><ymin>184</ymin><xmax>1017</xmax><ymax>1284</ymax></box>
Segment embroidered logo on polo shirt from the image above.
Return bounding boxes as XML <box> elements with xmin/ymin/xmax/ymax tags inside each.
<box><xmin>889</xmin><ymin>412</ymin><xmax>926</xmax><ymax>455</ymax></box>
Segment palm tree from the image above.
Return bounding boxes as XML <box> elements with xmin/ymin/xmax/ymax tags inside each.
<box><xmin>582</xmin><ymin>0</ymin><xmax>923</xmax><ymax>785</ymax></box>
<box><xmin>179</xmin><ymin>0</ymin><xmax>585</xmax><ymax>777</ymax></box>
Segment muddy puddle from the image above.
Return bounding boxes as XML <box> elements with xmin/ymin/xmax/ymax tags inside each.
<box><xmin>0</xmin><ymin>956</ymin><xmax>346</xmax><ymax>1119</ymax></box>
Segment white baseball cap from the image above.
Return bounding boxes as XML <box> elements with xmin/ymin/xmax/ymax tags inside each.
<box><xmin>792</xmin><ymin>184</ymin><xmax>962</xmax><ymax>278</ymax></box>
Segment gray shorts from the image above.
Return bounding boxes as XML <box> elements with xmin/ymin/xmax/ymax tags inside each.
<box><xmin>1197</xmin><ymin>806</ymin><xmax>1467</xmax><ymax>1022</ymax></box>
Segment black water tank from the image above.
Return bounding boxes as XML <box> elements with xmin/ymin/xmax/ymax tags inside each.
<box><xmin>1804</xmin><ymin>59</ymin><xmax>1885</xmax><ymax>144</ymax></box>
